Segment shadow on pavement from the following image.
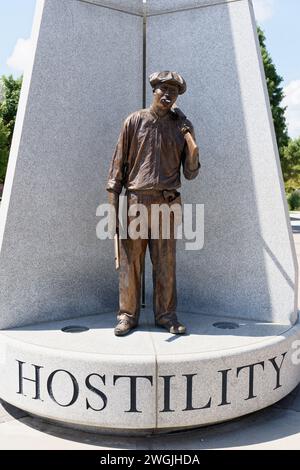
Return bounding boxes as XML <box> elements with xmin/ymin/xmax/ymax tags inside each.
<box><xmin>1</xmin><ymin>384</ymin><xmax>300</xmax><ymax>450</ymax></box>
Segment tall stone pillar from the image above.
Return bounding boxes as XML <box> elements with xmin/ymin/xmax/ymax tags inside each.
<box><xmin>146</xmin><ymin>0</ymin><xmax>298</xmax><ymax>325</ymax></box>
<box><xmin>0</xmin><ymin>0</ymin><xmax>143</xmax><ymax>328</ymax></box>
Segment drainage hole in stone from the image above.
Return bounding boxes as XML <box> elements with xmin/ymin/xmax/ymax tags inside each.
<box><xmin>213</xmin><ymin>322</ymin><xmax>240</xmax><ymax>330</ymax></box>
<box><xmin>61</xmin><ymin>325</ymin><xmax>89</xmax><ymax>333</ymax></box>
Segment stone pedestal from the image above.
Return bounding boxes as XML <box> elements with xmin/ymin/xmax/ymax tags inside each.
<box><xmin>0</xmin><ymin>311</ymin><xmax>299</xmax><ymax>433</ymax></box>
<box><xmin>0</xmin><ymin>0</ymin><xmax>298</xmax><ymax>433</ymax></box>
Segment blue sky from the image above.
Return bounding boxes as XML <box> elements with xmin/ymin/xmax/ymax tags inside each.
<box><xmin>0</xmin><ymin>0</ymin><xmax>300</xmax><ymax>137</ymax></box>
<box><xmin>257</xmin><ymin>0</ymin><xmax>299</xmax><ymax>85</ymax></box>
<box><xmin>0</xmin><ymin>0</ymin><xmax>36</xmax><ymax>77</ymax></box>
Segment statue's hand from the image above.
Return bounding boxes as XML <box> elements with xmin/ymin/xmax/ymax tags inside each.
<box><xmin>108</xmin><ymin>191</ymin><xmax>119</xmax><ymax>237</ymax></box>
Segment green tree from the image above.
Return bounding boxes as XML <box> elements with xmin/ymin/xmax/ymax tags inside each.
<box><xmin>0</xmin><ymin>75</ymin><xmax>22</xmax><ymax>183</ymax></box>
<box><xmin>288</xmin><ymin>191</ymin><xmax>300</xmax><ymax>211</ymax></box>
<box><xmin>0</xmin><ymin>119</ymin><xmax>9</xmax><ymax>183</ymax></box>
<box><xmin>257</xmin><ymin>27</ymin><xmax>289</xmax><ymax>156</ymax></box>
<box><xmin>282</xmin><ymin>138</ymin><xmax>300</xmax><ymax>193</ymax></box>
<box><xmin>0</xmin><ymin>75</ymin><xmax>22</xmax><ymax>146</ymax></box>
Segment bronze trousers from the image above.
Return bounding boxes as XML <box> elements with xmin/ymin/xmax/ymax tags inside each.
<box><xmin>118</xmin><ymin>190</ymin><xmax>181</xmax><ymax>326</ymax></box>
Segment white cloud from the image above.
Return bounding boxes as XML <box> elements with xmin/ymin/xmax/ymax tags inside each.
<box><xmin>6</xmin><ymin>37</ymin><xmax>33</xmax><ymax>73</ymax></box>
<box><xmin>283</xmin><ymin>80</ymin><xmax>300</xmax><ymax>139</ymax></box>
<box><xmin>252</xmin><ymin>0</ymin><xmax>275</xmax><ymax>23</ymax></box>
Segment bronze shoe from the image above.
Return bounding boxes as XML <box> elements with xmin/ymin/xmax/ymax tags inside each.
<box><xmin>114</xmin><ymin>318</ymin><xmax>137</xmax><ymax>337</ymax></box>
<box><xmin>155</xmin><ymin>318</ymin><xmax>186</xmax><ymax>335</ymax></box>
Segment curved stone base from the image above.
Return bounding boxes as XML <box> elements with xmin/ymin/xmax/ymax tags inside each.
<box><xmin>0</xmin><ymin>311</ymin><xmax>299</xmax><ymax>434</ymax></box>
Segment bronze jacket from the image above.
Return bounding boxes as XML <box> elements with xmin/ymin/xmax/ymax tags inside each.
<box><xmin>106</xmin><ymin>107</ymin><xmax>200</xmax><ymax>195</ymax></box>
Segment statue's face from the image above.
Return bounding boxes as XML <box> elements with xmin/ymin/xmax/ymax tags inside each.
<box><xmin>153</xmin><ymin>83</ymin><xmax>179</xmax><ymax>111</ymax></box>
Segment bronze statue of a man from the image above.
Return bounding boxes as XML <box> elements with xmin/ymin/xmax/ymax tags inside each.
<box><xmin>106</xmin><ymin>71</ymin><xmax>200</xmax><ymax>336</ymax></box>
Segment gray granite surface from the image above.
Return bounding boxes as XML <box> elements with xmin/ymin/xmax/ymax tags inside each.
<box><xmin>0</xmin><ymin>0</ymin><xmax>143</xmax><ymax>328</ymax></box>
<box><xmin>0</xmin><ymin>311</ymin><xmax>299</xmax><ymax>432</ymax></box>
<box><xmin>146</xmin><ymin>0</ymin><xmax>297</xmax><ymax>324</ymax></box>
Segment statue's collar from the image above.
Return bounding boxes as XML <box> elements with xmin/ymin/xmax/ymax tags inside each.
<box><xmin>149</xmin><ymin>106</ymin><xmax>171</xmax><ymax>121</ymax></box>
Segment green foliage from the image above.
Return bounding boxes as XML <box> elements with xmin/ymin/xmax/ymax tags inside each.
<box><xmin>282</xmin><ymin>138</ymin><xmax>300</xmax><ymax>193</ymax></box>
<box><xmin>257</xmin><ymin>27</ymin><xmax>289</xmax><ymax>156</ymax></box>
<box><xmin>0</xmin><ymin>119</ymin><xmax>9</xmax><ymax>183</ymax></box>
<box><xmin>0</xmin><ymin>75</ymin><xmax>23</xmax><ymax>145</ymax></box>
<box><xmin>0</xmin><ymin>75</ymin><xmax>22</xmax><ymax>183</ymax></box>
<box><xmin>257</xmin><ymin>27</ymin><xmax>300</xmax><ymax>204</ymax></box>
<box><xmin>288</xmin><ymin>190</ymin><xmax>300</xmax><ymax>211</ymax></box>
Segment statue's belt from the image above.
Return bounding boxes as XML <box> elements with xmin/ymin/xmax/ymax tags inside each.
<box><xmin>126</xmin><ymin>189</ymin><xmax>180</xmax><ymax>203</ymax></box>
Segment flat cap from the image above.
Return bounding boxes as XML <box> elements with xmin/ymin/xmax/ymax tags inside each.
<box><xmin>149</xmin><ymin>71</ymin><xmax>187</xmax><ymax>95</ymax></box>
